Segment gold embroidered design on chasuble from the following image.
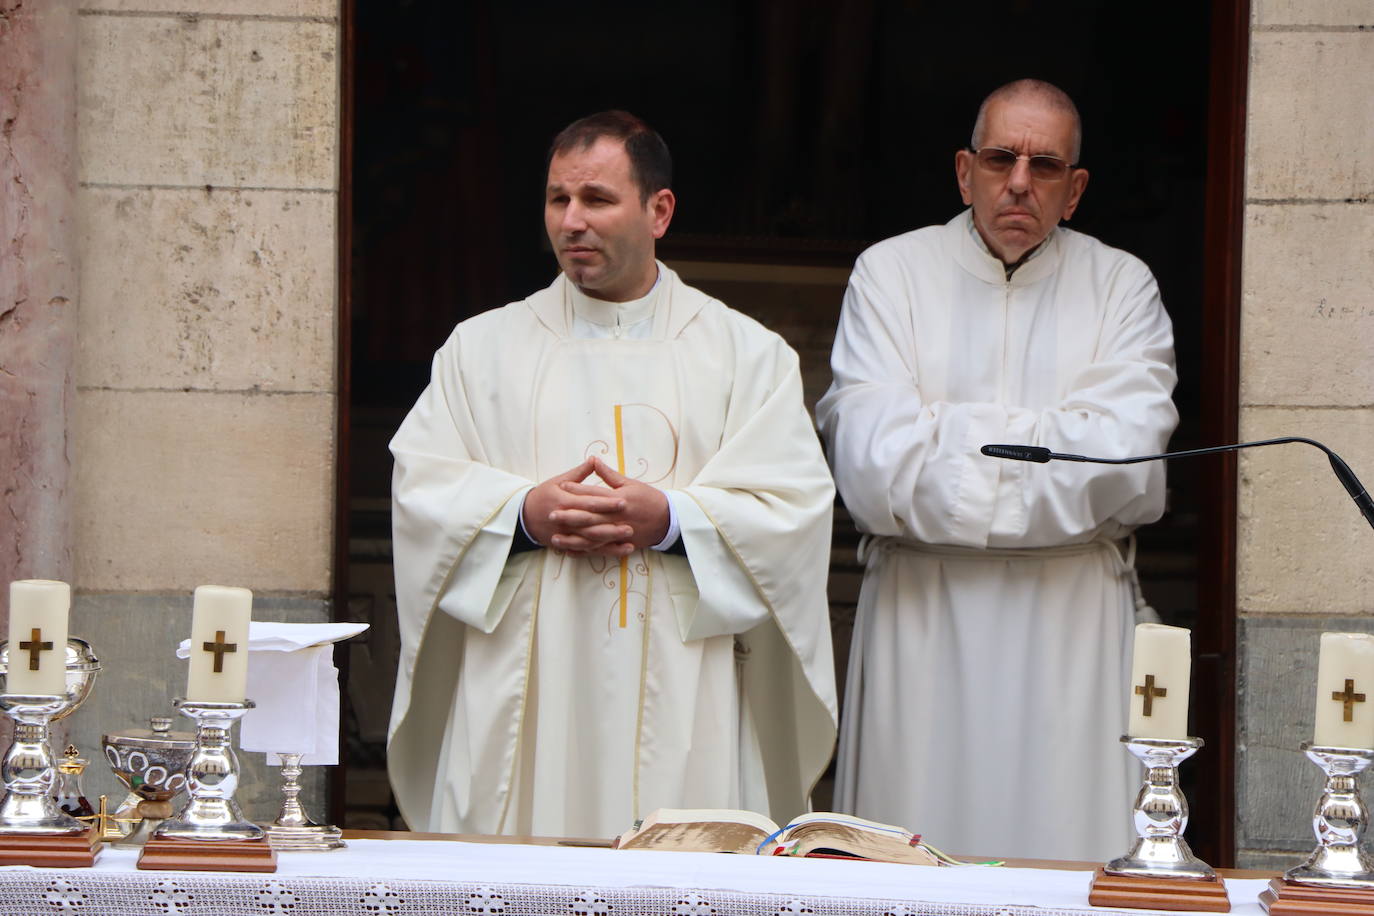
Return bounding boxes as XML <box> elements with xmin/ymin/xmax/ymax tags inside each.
<box><xmin>582</xmin><ymin>403</ymin><xmax>680</xmax><ymax>484</ymax></box>
<box><xmin>563</xmin><ymin>402</ymin><xmax>681</xmax><ymax>632</ymax></box>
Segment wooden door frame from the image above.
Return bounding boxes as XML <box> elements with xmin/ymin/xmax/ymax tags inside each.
<box><xmin>330</xmin><ymin>0</ymin><xmax>357</xmax><ymax>828</ymax></box>
<box><xmin>1192</xmin><ymin>0</ymin><xmax>1249</xmax><ymax>869</ymax></box>
<box><xmin>329</xmin><ymin>0</ymin><xmax>1252</xmax><ymax>853</ymax></box>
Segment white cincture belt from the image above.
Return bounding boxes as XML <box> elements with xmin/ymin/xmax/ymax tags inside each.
<box><xmin>859</xmin><ymin>534</ymin><xmax>1118</xmax><ymax>565</ymax></box>
<box><xmin>858</xmin><ymin>533</ymin><xmax>1158</xmax><ymax>624</ymax></box>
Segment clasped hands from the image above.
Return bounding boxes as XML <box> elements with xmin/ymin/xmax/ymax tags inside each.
<box><xmin>521</xmin><ymin>456</ymin><xmax>670</xmax><ymax>557</ymax></box>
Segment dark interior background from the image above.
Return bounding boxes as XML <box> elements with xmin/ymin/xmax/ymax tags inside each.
<box><xmin>342</xmin><ymin>0</ymin><xmax>1219</xmax><ymax>857</ymax></box>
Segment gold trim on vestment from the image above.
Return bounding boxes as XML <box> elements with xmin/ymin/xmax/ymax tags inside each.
<box><xmin>614</xmin><ymin>404</ymin><xmax>628</xmax><ymax>629</ymax></box>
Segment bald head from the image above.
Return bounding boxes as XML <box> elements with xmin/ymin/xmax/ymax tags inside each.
<box><xmin>971</xmin><ymin>79</ymin><xmax>1082</xmax><ymax>164</ymax></box>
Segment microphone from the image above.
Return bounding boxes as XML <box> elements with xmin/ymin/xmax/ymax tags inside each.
<box><xmin>980</xmin><ymin>437</ymin><xmax>1374</xmax><ymax>532</ymax></box>
<box><xmin>980</xmin><ymin>444</ymin><xmax>1052</xmax><ymax>464</ymax></box>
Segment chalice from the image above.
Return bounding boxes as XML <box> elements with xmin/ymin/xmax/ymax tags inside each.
<box><xmin>102</xmin><ymin>716</ymin><xmax>197</xmax><ymax>848</ymax></box>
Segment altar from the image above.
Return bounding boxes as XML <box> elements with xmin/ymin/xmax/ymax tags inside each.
<box><xmin>0</xmin><ymin>832</ymin><xmax>1275</xmax><ymax>915</ymax></box>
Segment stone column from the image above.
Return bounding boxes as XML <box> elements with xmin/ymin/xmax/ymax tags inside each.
<box><xmin>1235</xmin><ymin>2</ymin><xmax>1374</xmax><ymax>869</ymax></box>
<box><xmin>70</xmin><ymin>1</ymin><xmax>339</xmax><ymax>820</ymax></box>
<box><xmin>0</xmin><ymin>0</ymin><xmax>79</xmax><ymax>613</ymax></box>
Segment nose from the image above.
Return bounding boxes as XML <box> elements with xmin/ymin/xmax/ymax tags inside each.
<box><xmin>1007</xmin><ymin>156</ymin><xmax>1033</xmax><ymax>194</ymax></box>
<box><xmin>560</xmin><ymin>200</ymin><xmax>588</xmax><ymax>233</ymax></box>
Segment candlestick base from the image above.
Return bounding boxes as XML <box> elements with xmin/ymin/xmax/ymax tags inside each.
<box><xmin>1259</xmin><ymin>876</ymin><xmax>1374</xmax><ymax>914</ymax></box>
<box><xmin>1259</xmin><ymin>875</ymin><xmax>1374</xmax><ymax>914</ymax></box>
<box><xmin>152</xmin><ymin>699</ymin><xmax>263</xmax><ymax>842</ymax></box>
<box><xmin>266</xmin><ymin>752</ymin><xmax>344</xmax><ymax>851</ymax></box>
<box><xmin>1282</xmin><ymin>744</ymin><xmax>1374</xmax><ymax>889</ymax></box>
<box><xmin>0</xmin><ymin>825</ymin><xmax>102</xmax><ymax>868</ymax></box>
<box><xmin>266</xmin><ymin>823</ymin><xmax>345</xmax><ymax>851</ymax></box>
<box><xmin>1090</xmin><ymin>867</ymin><xmax>1230</xmax><ymax>912</ymax></box>
<box><xmin>0</xmin><ymin>694</ymin><xmax>87</xmax><ymax>836</ymax></box>
<box><xmin>1103</xmin><ymin>736</ymin><xmax>1219</xmax><ymax>881</ymax></box>
<box><xmin>137</xmin><ymin>834</ymin><xmax>276</xmax><ymax>872</ymax></box>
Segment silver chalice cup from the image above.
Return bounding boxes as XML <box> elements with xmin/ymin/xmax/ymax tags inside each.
<box><xmin>102</xmin><ymin>716</ymin><xmax>197</xmax><ymax>848</ymax></box>
<box><xmin>0</xmin><ymin>639</ymin><xmax>101</xmax><ymax>835</ymax></box>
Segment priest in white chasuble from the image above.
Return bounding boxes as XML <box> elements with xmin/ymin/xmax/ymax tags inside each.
<box><xmin>387</xmin><ymin>111</ymin><xmax>838</xmax><ymax>839</ymax></box>
<box><xmin>817</xmin><ymin>80</ymin><xmax>1178</xmax><ymax>861</ymax></box>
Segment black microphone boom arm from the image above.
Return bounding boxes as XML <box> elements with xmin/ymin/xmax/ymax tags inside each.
<box><xmin>980</xmin><ymin>437</ymin><xmax>1374</xmax><ymax>532</ymax></box>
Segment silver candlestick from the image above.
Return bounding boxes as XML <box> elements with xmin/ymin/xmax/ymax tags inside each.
<box><xmin>1105</xmin><ymin>735</ymin><xmax>1216</xmax><ymax>880</ymax></box>
<box><xmin>0</xmin><ymin>695</ymin><xmax>83</xmax><ymax>834</ymax></box>
<box><xmin>265</xmin><ymin>752</ymin><xmax>344</xmax><ymax>851</ymax></box>
<box><xmin>153</xmin><ymin>698</ymin><xmax>263</xmax><ymax>841</ymax></box>
<box><xmin>1284</xmin><ymin>743</ymin><xmax>1374</xmax><ymax>888</ymax></box>
<box><xmin>0</xmin><ymin>639</ymin><xmax>101</xmax><ymax>835</ymax></box>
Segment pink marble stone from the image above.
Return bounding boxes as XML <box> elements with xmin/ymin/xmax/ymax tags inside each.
<box><xmin>0</xmin><ymin>0</ymin><xmax>79</xmax><ymax>619</ymax></box>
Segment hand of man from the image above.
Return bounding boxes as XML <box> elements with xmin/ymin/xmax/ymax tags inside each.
<box><xmin>522</xmin><ymin>457</ymin><xmax>635</xmax><ymax>556</ymax></box>
<box><xmin>553</xmin><ymin>457</ymin><xmax>670</xmax><ymax>551</ymax></box>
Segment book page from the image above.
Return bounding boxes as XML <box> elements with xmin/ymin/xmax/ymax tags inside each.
<box><xmin>616</xmin><ymin>808</ymin><xmax>780</xmax><ymax>854</ymax></box>
<box><xmin>779</xmin><ymin>813</ymin><xmax>937</xmax><ymax>866</ymax></box>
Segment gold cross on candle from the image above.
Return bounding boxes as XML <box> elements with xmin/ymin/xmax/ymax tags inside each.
<box><xmin>1135</xmin><ymin>673</ymin><xmax>1168</xmax><ymax>717</ymax></box>
<box><xmin>202</xmin><ymin>630</ymin><xmax>238</xmax><ymax>673</ymax></box>
<box><xmin>1333</xmin><ymin>678</ymin><xmax>1367</xmax><ymax>722</ymax></box>
<box><xmin>18</xmin><ymin>627</ymin><xmax>54</xmax><ymax>671</ymax></box>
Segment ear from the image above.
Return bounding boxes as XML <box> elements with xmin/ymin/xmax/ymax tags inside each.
<box><xmin>955</xmin><ymin>150</ymin><xmax>975</xmax><ymax>206</ymax></box>
<box><xmin>648</xmin><ymin>189</ymin><xmax>676</xmax><ymax>239</ymax></box>
<box><xmin>1061</xmin><ymin>167</ymin><xmax>1090</xmax><ymax>220</ymax></box>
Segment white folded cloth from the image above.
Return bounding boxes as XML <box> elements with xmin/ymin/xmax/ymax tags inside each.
<box><xmin>176</xmin><ymin>621</ymin><xmax>368</xmax><ymax>765</ymax></box>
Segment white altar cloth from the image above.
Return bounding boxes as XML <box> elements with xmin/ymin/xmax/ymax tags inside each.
<box><xmin>0</xmin><ymin>837</ymin><xmax>1271</xmax><ymax>915</ymax></box>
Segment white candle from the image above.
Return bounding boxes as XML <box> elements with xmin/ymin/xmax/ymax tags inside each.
<box><xmin>7</xmin><ymin>580</ymin><xmax>71</xmax><ymax>696</ymax></box>
<box><xmin>1313</xmin><ymin>632</ymin><xmax>1374</xmax><ymax>749</ymax></box>
<box><xmin>1128</xmin><ymin>623</ymin><xmax>1191</xmax><ymax>739</ymax></box>
<box><xmin>185</xmin><ymin>585</ymin><xmax>252</xmax><ymax>703</ymax></box>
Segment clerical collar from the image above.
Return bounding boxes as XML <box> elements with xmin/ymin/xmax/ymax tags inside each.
<box><xmin>568</xmin><ymin>270</ymin><xmax>661</xmax><ymax>330</ymax></box>
<box><xmin>968</xmin><ymin>217</ymin><xmax>1051</xmax><ymax>279</ymax></box>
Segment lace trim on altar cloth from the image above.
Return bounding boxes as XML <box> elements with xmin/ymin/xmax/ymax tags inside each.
<box><xmin>0</xmin><ymin>871</ymin><xmax>1266</xmax><ymax>916</ymax></box>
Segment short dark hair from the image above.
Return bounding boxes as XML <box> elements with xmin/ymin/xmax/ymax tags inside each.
<box><xmin>547</xmin><ymin>110</ymin><xmax>672</xmax><ymax>203</ymax></box>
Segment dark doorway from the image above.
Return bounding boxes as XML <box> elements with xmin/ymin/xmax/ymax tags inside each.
<box><xmin>338</xmin><ymin>0</ymin><xmax>1241</xmax><ymax>864</ymax></box>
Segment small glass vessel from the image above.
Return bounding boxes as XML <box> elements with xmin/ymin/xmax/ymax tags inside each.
<box><xmin>54</xmin><ymin>745</ymin><xmax>94</xmax><ymax>819</ymax></box>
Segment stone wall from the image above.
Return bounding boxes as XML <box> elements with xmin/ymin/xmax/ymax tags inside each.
<box><xmin>68</xmin><ymin>0</ymin><xmax>339</xmax><ymax>820</ymax></box>
<box><xmin>30</xmin><ymin>0</ymin><xmax>1374</xmax><ymax>856</ymax></box>
<box><xmin>0</xmin><ymin>1</ymin><xmax>79</xmax><ymax>595</ymax></box>
<box><xmin>1235</xmin><ymin>0</ymin><xmax>1374</xmax><ymax>868</ymax></box>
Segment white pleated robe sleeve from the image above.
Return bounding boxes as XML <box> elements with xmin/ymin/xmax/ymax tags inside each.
<box><xmin>817</xmin><ymin>214</ymin><xmax>1178</xmax><ymax>547</ymax></box>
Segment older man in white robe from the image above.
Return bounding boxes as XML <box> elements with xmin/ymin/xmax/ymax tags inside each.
<box><xmin>388</xmin><ymin>111</ymin><xmax>837</xmax><ymax>839</ymax></box>
<box><xmin>817</xmin><ymin>80</ymin><xmax>1179</xmax><ymax>861</ymax></box>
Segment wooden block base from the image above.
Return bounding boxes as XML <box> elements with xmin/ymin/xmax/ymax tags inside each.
<box><xmin>0</xmin><ymin>826</ymin><xmax>102</xmax><ymax>868</ymax></box>
<box><xmin>137</xmin><ymin>835</ymin><xmax>277</xmax><ymax>872</ymax></box>
<box><xmin>1259</xmin><ymin>876</ymin><xmax>1374</xmax><ymax>914</ymax></box>
<box><xmin>1089</xmin><ymin>867</ymin><xmax>1230</xmax><ymax>912</ymax></box>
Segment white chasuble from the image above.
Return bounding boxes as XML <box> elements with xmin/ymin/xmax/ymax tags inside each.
<box><xmin>521</xmin><ymin>338</ymin><xmax>747</xmax><ymax>832</ymax></box>
<box><xmin>817</xmin><ymin>211</ymin><xmax>1178</xmax><ymax>862</ymax></box>
<box><xmin>388</xmin><ymin>266</ymin><xmax>837</xmax><ymax>839</ymax></box>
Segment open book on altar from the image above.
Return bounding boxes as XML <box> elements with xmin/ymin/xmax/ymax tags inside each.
<box><xmin>614</xmin><ymin>809</ymin><xmax>940</xmax><ymax>865</ymax></box>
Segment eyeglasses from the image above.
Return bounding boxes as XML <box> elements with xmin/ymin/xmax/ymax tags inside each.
<box><xmin>970</xmin><ymin>147</ymin><xmax>1076</xmax><ymax>182</ymax></box>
